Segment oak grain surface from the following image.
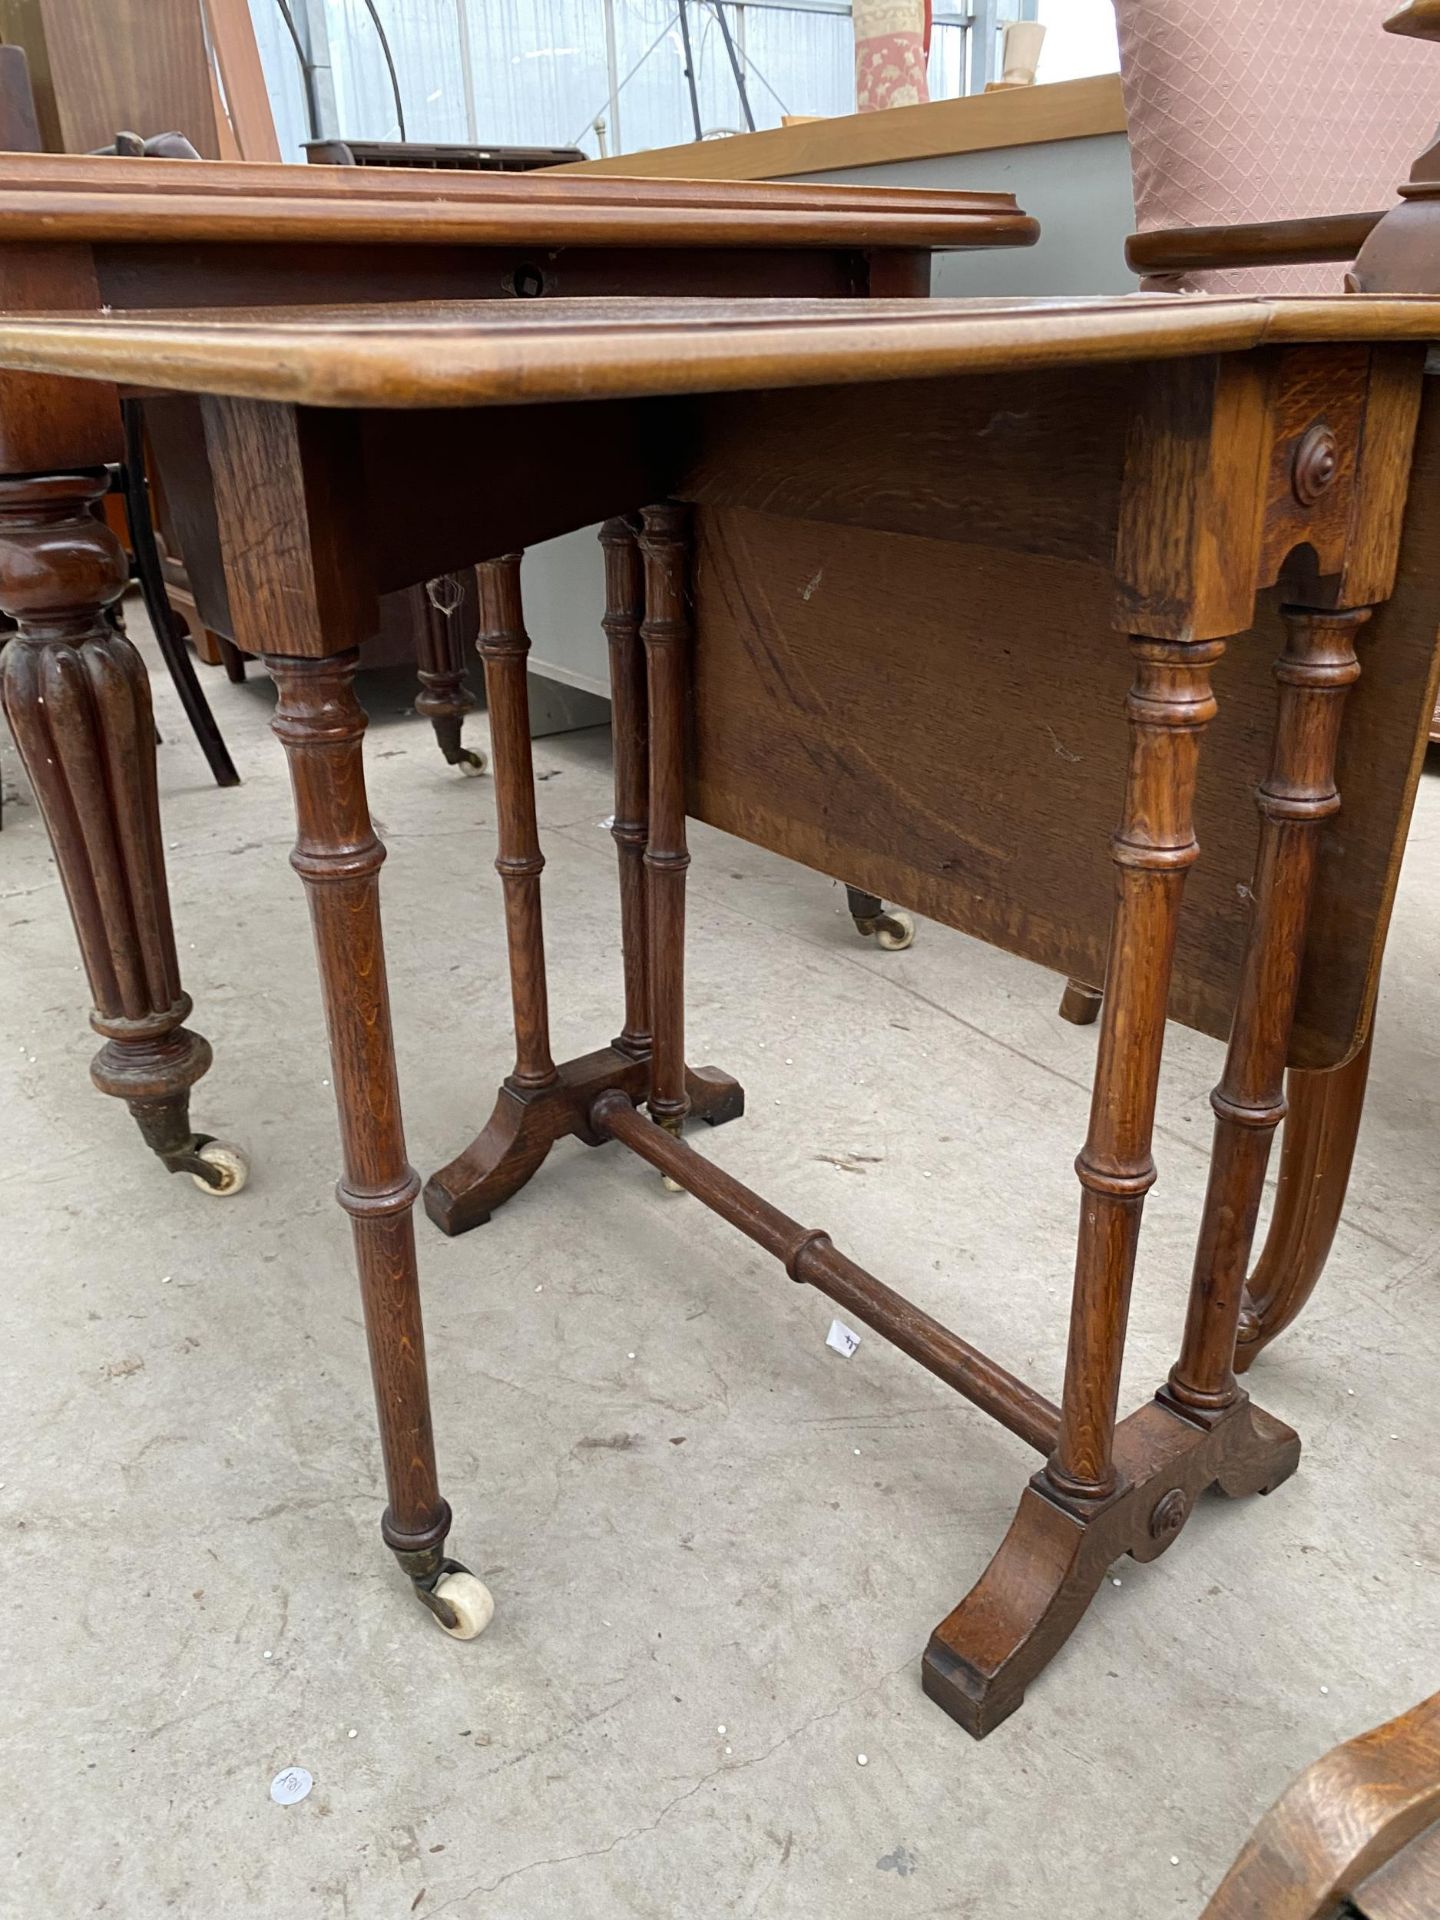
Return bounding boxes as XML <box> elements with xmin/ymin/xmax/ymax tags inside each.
<box><xmin>0</xmin><ymin>294</ymin><xmax>1438</xmax><ymax>409</ymax></box>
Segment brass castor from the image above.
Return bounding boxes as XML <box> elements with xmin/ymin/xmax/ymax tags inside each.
<box><xmin>845</xmin><ymin>884</ymin><xmax>917</xmax><ymax>952</ymax></box>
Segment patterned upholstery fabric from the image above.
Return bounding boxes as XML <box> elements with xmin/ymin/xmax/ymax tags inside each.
<box><xmin>1115</xmin><ymin>0</ymin><xmax>1440</xmax><ymax>291</ymax></box>
<box><xmin>854</xmin><ymin>0</ymin><xmax>931</xmax><ymax>112</ymax></box>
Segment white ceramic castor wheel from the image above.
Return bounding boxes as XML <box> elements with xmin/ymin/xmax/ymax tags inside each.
<box><xmin>875</xmin><ymin>910</ymin><xmax>916</xmax><ymax>953</ymax></box>
<box><xmin>433</xmin><ymin>1568</ymin><xmax>494</xmax><ymax>1640</ymax></box>
<box><xmin>458</xmin><ymin>749</ymin><xmax>487</xmax><ymax>777</ymax></box>
<box><xmin>661</xmin><ymin>1172</ymin><xmax>684</xmax><ymax>1194</ymax></box>
<box><xmin>191</xmin><ymin>1139</ymin><xmax>250</xmax><ymax>1195</ymax></box>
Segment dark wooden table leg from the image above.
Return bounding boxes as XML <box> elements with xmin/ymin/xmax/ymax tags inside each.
<box><xmin>413</xmin><ymin>570</ymin><xmax>484</xmax><ymax>775</ymax></box>
<box><xmin>637</xmin><ymin>505</ymin><xmax>745</xmax><ymax>1138</ymax></box>
<box><xmin>424</xmin><ymin>552</ymin><xmax>585</xmax><ymax>1233</ymax></box>
<box><xmin>0</xmin><ymin>469</ymin><xmax>246</xmax><ymax>1194</ymax></box>
<box><xmin>600</xmin><ymin>515</ymin><xmax>652</xmax><ymax>1064</ymax></box>
<box><xmin>602</xmin><ymin>511</ymin><xmax>744</xmax><ymax>1131</ymax></box>
<box><xmin>638</xmin><ymin>505</ymin><xmax>692</xmax><ymax>1148</ymax></box>
<box><xmin>1165</xmin><ymin>606</ymin><xmax>1365</xmax><ymax>1415</ymax></box>
<box><xmin>477</xmin><ymin>553</ymin><xmax>558</xmax><ymax>1099</ymax></box>
<box><xmin>268</xmin><ymin>647</ymin><xmax>491</xmax><ymax>1639</ymax></box>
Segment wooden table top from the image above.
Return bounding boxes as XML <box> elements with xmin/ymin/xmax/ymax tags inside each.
<box><xmin>0</xmin><ymin>294</ymin><xmax>1437</xmax><ymax>410</ymax></box>
<box><xmin>0</xmin><ymin>152</ymin><xmax>1035</xmax><ymax>252</ymax></box>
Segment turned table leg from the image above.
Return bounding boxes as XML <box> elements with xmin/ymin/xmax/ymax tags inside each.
<box><xmin>600</xmin><ymin>516</ymin><xmax>652</xmax><ymax>1062</ymax></box>
<box><xmin>413</xmin><ymin>570</ymin><xmax>484</xmax><ymax>775</ymax></box>
<box><xmin>1051</xmin><ymin>636</ymin><xmax>1228</xmax><ymax>1504</ymax></box>
<box><xmin>267</xmin><ymin>649</ymin><xmax>490</xmax><ymax>1639</ymax></box>
<box><xmin>0</xmin><ymin>470</ymin><xmax>245</xmax><ymax>1194</ymax></box>
<box><xmin>476</xmin><ymin>554</ymin><xmax>558</xmax><ymax>1097</ymax></box>
<box><xmin>1167</xmin><ymin>608</ymin><xmax>1365</xmax><ymax>1414</ymax></box>
<box><xmin>423</xmin><ymin>524</ymin><xmax>742</xmax><ymax>1235</ymax></box>
<box><xmin>637</xmin><ymin>505</ymin><xmax>691</xmax><ymax>1142</ymax></box>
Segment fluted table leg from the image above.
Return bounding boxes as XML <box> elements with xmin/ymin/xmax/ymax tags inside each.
<box><xmin>0</xmin><ymin>470</ymin><xmax>243</xmax><ymax>1194</ymax></box>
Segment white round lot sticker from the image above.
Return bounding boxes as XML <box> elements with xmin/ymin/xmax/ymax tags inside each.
<box><xmin>270</xmin><ymin>1766</ymin><xmax>313</xmax><ymax>1806</ymax></box>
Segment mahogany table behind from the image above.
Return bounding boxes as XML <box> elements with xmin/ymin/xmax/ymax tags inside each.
<box><xmin>2</xmin><ymin>292</ymin><xmax>1437</xmax><ymax>1737</ymax></box>
<box><xmin>0</xmin><ymin>154</ymin><xmax>1034</xmax><ymax>1189</ymax></box>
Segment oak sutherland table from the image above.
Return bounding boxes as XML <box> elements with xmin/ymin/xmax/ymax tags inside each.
<box><xmin>1</xmin><ymin>293</ymin><xmax>1437</xmax><ymax>1735</ymax></box>
<box><xmin>0</xmin><ymin>152</ymin><xmax>1033</xmax><ymax>1187</ymax></box>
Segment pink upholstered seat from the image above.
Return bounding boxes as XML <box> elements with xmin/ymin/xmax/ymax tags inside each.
<box><xmin>1115</xmin><ymin>0</ymin><xmax>1440</xmax><ymax>291</ymax></box>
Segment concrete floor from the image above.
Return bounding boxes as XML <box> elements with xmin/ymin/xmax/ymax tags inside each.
<box><xmin>2</xmin><ymin>605</ymin><xmax>1438</xmax><ymax>1919</ymax></box>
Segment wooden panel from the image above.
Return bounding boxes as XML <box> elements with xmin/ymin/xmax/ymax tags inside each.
<box><xmin>93</xmin><ymin>243</ymin><xmax>868</xmax><ymax>312</ymax></box>
<box><xmin>685</xmin><ymin>385</ymin><xmax>1440</xmax><ymax>1068</ymax></box>
<box><xmin>356</xmin><ymin>399</ymin><xmax>679</xmax><ymax>595</ymax></box>
<box><xmin>0</xmin><ymin>0</ymin><xmax>221</xmax><ymax>156</ymax></box>
<box><xmin>1115</xmin><ymin>353</ymin><xmax>1276</xmax><ymax>640</ymax></box>
<box><xmin>688</xmin><ymin>367</ymin><xmax>1127</xmax><ymax>568</ymax></box>
<box><xmin>202</xmin><ymin>399</ymin><xmax>373</xmax><ymax>659</ymax></box>
<box><xmin>0</xmin><ymin>241</ymin><xmax>120</xmax><ymax>468</ymax></box>
<box><xmin>200</xmin><ymin>0</ymin><xmax>279</xmax><ymax>163</ymax></box>
<box><xmin>142</xmin><ymin>392</ymin><xmax>229</xmax><ymax>633</ymax></box>
<box><xmin>554</xmin><ymin>74</ymin><xmax>1126</xmax><ymax>182</ymax></box>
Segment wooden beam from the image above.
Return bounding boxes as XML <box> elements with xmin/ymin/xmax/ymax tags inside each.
<box><xmin>202</xmin><ymin>0</ymin><xmax>280</xmax><ymax>162</ymax></box>
<box><xmin>554</xmin><ymin>73</ymin><xmax>1126</xmax><ymax>183</ymax></box>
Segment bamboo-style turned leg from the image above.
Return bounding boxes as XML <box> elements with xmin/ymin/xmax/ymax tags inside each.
<box><xmin>600</xmin><ymin>515</ymin><xmax>651</xmax><ymax>1061</ymax></box>
<box><xmin>422</xmin><ymin>532</ymin><xmax>741</xmax><ymax>1237</ymax></box>
<box><xmin>924</xmin><ymin>632</ymin><xmax>1298</xmax><ymax>1737</ymax></box>
<box><xmin>0</xmin><ymin>471</ymin><xmax>244</xmax><ymax>1194</ymax></box>
<box><xmin>1166</xmin><ymin>608</ymin><xmax>1365</xmax><ymax>1416</ymax></box>
<box><xmin>637</xmin><ymin>504</ymin><xmax>691</xmax><ymax>1139</ymax></box>
<box><xmin>477</xmin><ymin>554</ymin><xmax>558</xmax><ymax>1094</ymax></box>
<box><xmin>1050</xmin><ymin>636</ymin><xmax>1227</xmax><ymax>1501</ymax></box>
<box><xmin>267</xmin><ymin>650</ymin><xmax>486</xmax><ymax>1633</ymax></box>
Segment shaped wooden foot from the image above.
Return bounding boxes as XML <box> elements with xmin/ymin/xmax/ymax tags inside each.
<box><xmin>922</xmin><ymin>1394</ymin><xmax>1299</xmax><ymax>1738</ymax></box>
<box><xmin>424</xmin><ymin>1049</ymin><xmax>744</xmax><ymax>1235</ymax></box>
<box><xmin>414</xmin><ymin>572</ymin><xmax>483</xmax><ymax>773</ymax></box>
